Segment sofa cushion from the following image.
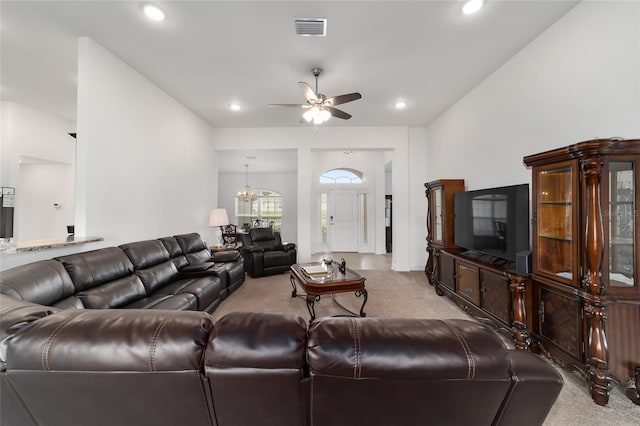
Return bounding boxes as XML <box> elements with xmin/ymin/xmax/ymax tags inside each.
<box><xmin>307</xmin><ymin>318</ymin><xmax>510</xmax><ymax>380</ymax></box>
<box><xmin>120</xmin><ymin>240</ymin><xmax>170</xmax><ymax>270</ymax></box>
<box><xmin>7</xmin><ymin>309</ymin><xmax>214</xmax><ymax>371</ymax></box>
<box><xmin>175</xmin><ymin>233</ymin><xmax>212</xmax><ymax>265</ymax></box>
<box><xmin>248</xmin><ymin>228</ymin><xmax>275</xmax><ymax>242</ymax></box>
<box><xmin>153</xmin><ymin>277</ymin><xmax>224</xmax><ymax>312</ymax></box>
<box><xmin>76</xmin><ymin>275</ymin><xmax>147</xmax><ymax>309</ymax></box>
<box><xmin>0</xmin><ymin>260</ymin><xmax>75</xmax><ymax>307</ymax></box>
<box><xmin>120</xmin><ymin>240</ymin><xmax>180</xmax><ymax>293</ymax></box>
<box><xmin>306</xmin><ymin>318</ymin><xmax>513</xmax><ymax>426</ymax></box>
<box><xmin>124</xmin><ymin>293</ymin><xmax>198</xmax><ymax>311</ymax></box>
<box><xmin>158</xmin><ymin>236</ymin><xmax>189</xmax><ymax>270</ymax></box>
<box><xmin>56</xmin><ymin>248</ymin><xmax>135</xmax><ymax>293</ymax></box>
<box><xmin>175</xmin><ymin>233</ymin><xmax>207</xmax><ymax>253</ymax></box>
<box><xmin>158</xmin><ymin>236</ymin><xmax>183</xmax><ymax>258</ymax></box>
<box><xmin>205</xmin><ymin>312</ymin><xmax>308</xmax><ymax>426</ymax></box>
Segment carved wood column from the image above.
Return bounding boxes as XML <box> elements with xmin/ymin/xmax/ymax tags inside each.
<box><xmin>582</xmin><ymin>157</ymin><xmax>605</xmax><ymax>295</ymax></box>
<box><xmin>581</xmin><ymin>157</ymin><xmax>610</xmax><ymax>405</ymax></box>
<box><xmin>584</xmin><ymin>301</ymin><xmax>610</xmax><ymax>405</ymax></box>
<box><xmin>425</xmin><ymin>183</ymin><xmax>434</xmax><ymax>283</ymax></box>
<box><xmin>509</xmin><ymin>275</ymin><xmax>530</xmax><ymax>351</ymax></box>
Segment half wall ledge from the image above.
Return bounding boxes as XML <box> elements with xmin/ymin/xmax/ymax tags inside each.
<box><xmin>16</xmin><ymin>236</ymin><xmax>104</xmax><ymax>252</ymax></box>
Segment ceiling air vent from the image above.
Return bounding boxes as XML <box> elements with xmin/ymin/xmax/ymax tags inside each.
<box><xmin>295</xmin><ymin>18</ymin><xmax>327</xmax><ymax>36</ymax></box>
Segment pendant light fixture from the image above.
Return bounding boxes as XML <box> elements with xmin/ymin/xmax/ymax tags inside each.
<box><xmin>237</xmin><ymin>164</ymin><xmax>257</xmax><ymax>202</ymax></box>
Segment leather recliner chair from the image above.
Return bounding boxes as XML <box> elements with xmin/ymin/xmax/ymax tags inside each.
<box><xmin>240</xmin><ymin>228</ymin><xmax>296</xmax><ymax>277</ymax></box>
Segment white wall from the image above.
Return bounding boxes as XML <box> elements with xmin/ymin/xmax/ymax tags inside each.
<box><xmin>74</xmin><ymin>37</ymin><xmax>218</xmax><ymax>246</ymax></box>
<box><xmin>218</xmin><ymin>171</ymin><xmax>298</xmax><ymax>243</ymax></box>
<box><xmin>426</xmin><ymin>1</ymin><xmax>640</xmax><ymax>190</ymax></box>
<box><xmin>0</xmin><ymin>102</ymin><xmax>76</xmax><ymax>240</ymax></box>
<box><xmin>19</xmin><ymin>163</ymin><xmax>75</xmax><ymax>240</ymax></box>
<box><xmin>408</xmin><ymin>127</ymin><xmax>429</xmax><ymax>270</ymax></box>
<box><xmin>1</xmin><ymin>38</ymin><xmax>218</xmax><ymax>270</ymax></box>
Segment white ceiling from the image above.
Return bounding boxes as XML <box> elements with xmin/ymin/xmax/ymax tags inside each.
<box><xmin>2</xmin><ymin>0</ymin><xmax>579</xmax><ymax>132</ymax></box>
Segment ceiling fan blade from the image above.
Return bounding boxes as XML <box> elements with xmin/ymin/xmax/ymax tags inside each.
<box><xmin>325</xmin><ymin>92</ymin><xmax>362</xmax><ymax>106</ymax></box>
<box><xmin>269</xmin><ymin>103</ymin><xmax>310</xmax><ymax>108</ymax></box>
<box><xmin>326</xmin><ymin>106</ymin><xmax>352</xmax><ymax>120</ymax></box>
<box><xmin>298</xmin><ymin>81</ymin><xmax>317</xmax><ymax>103</ymax></box>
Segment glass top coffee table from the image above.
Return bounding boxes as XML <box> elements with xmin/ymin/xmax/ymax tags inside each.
<box><xmin>290</xmin><ymin>262</ymin><xmax>367</xmax><ymax>322</ymax></box>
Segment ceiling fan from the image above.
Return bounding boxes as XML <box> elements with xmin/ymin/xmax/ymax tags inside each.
<box><xmin>270</xmin><ymin>68</ymin><xmax>362</xmax><ymax>125</ymax></box>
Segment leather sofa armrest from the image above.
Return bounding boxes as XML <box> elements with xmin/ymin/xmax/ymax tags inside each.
<box><xmin>241</xmin><ymin>245</ymin><xmax>264</xmax><ymax>254</ymax></box>
<box><xmin>493</xmin><ymin>351</ymin><xmax>564</xmax><ymax>426</ymax></box>
<box><xmin>6</xmin><ymin>309</ymin><xmax>214</xmax><ymax>372</ymax></box>
<box><xmin>211</xmin><ymin>250</ymin><xmax>242</xmax><ymax>263</ymax></box>
<box><xmin>283</xmin><ymin>243</ymin><xmax>296</xmax><ymax>251</ymax></box>
<box><xmin>0</xmin><ymin>295</ymin><xmax>59</xmax><ymax>367</ymax></box>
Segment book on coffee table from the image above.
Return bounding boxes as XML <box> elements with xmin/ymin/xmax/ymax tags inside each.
<box><xmin>302</xmin><ymin>265</ymin><xmax>328</xmax><ymax>276</ymax></box>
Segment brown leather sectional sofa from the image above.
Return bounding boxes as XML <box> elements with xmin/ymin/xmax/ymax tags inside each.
<box><xmin>1</xmin><ymin>305</ymin><xmax>563</xmax><ymax>426</ymax></box>
<box><xmin>0</xmin><ymin>233</ymin><xmax>563</xmax><ymax>425</ymax></box>
<box><xmin>0</xmin><ymin>233</ymin><xmax>244</xmax><ymax>313</ymax></box>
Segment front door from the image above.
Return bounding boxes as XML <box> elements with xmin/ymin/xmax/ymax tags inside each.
<box><xmin>329</xmin><ymin>190</ymin><xmax>358</xmax><ymax>252</ymax></box>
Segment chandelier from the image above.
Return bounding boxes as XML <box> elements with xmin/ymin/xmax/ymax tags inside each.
<box><xmin>237</xmin><ymin>164</ymin><xmax>256</xmax><ymax>202</ymax></box>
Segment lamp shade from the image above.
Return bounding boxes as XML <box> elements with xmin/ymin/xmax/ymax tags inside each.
<box><xmin>209</xmin><ymin>209</ymin><xmax>230</xmax><ymax>227</ymax></box>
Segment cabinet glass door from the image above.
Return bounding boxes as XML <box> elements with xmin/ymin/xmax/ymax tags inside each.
<box><xmin>434</xmin><ymin>188</ymin><xmax>443</xmax><ymax>243</ymax></box>
<box><xmin>608</xmin><ymin>161</ymin><xmax>635</xmax><ymax>287</ymax></box>
<box><xmin>536</xmin><ymin>166</ymin><xmax>575</xmax><ymax>282</ymax></box>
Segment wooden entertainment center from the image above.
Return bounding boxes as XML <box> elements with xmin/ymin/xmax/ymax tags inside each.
<box><xmin>425</xmin><ymin>138</ymin><xmax>640</xmax><ymax>407</ymax></box>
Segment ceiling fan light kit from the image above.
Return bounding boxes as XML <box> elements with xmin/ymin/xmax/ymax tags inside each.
<box><xmin>270</xmin><ymin>67</ymin><xmax>362</xmax><ymax>130</ymax></box>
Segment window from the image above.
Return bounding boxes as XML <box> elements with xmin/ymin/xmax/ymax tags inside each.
<box><xmin>320</xmin><ymin>168</ymin><xmax>364</xmax><ymax>184</ymax></box>
<box><xmin>235</xmin><ymin>189</ymin><xmax>282</xmax><ymax>232</ymax></box>
<box><xmin>321</xmin><ymin>193</ymin><xmax>328</xmax><ymax>244</ymax></box>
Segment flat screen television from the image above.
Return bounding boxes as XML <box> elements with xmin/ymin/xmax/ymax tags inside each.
<box><xmin>454</xmin><ymin>184</ymin><xmax>530</xmax><ymax>262</ymax></box>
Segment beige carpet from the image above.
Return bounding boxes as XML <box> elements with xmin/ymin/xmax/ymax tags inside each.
<box><xmin>213</xmin><ymin>270</ymin><xmax>640</xmax><ymax>426</ymax></box>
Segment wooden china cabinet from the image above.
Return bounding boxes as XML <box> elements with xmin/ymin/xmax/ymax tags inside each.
<box><xmin>424</xmin><ymin>179</ymin><xmax>464</xmax><ymax>286</ymax></box>
<box><xmin>524</xmin><ymin>138</ymin><xmax>640</xmax><ymax>406</ymax></box>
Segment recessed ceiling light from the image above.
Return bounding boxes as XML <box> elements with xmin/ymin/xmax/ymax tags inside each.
<box><xmin>462</xmin><ymin>0</ymin><xmax>484</xmax><ymax>15</ymax></box>
<box><xmin>230</xmin><ymin>104</ymin><xmax>241</xmax><ymax>111</ymax></box>
<box><xmin>143</xmin><ymin>4</ymin><xmax>165</xmax><ymax>22</ymax></box>
<box><xmin>395</xmin><ymin>101</ymin><xmax>407</xmax><ymax>109</ymax></box>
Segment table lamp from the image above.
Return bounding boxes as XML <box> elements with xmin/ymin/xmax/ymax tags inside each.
<box><xmin>209</xmin><ymin>208</ymin><xmax>230</xmax><ymax>248</ymax></box>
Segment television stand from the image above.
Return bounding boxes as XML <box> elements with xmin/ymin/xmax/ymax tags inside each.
<box><xmin>433</xmin><ymin>248</ymin><xmax>531</xmax><ymax>351</ymax></box>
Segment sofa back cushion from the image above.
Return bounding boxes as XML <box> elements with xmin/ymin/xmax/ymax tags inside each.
<box><xmin>307</xmin><ymin>318</ymin><xmax>512</xmax><ymax>426</ymax></box>
<box><xmin>57</xmin><ymin>247</ymin><xmax>135</xmax><ymax>292</ymax></box>
<box><xmin>158</xmin><ymin>236</ymin><xmax>189</xmax><ymax>270</ymax></box>
<box><xmin>120</xmin><ymin>240</ymin><xmax>179</xmax><ymax>293</ymax></box>
<box><xmin>206</xmin><ymin>312</ymin><xmax>308</xmax><ymax>426</ymax></box>
<box><xmin>75</xmin><ymin>276</ymin><xmax>147</xmax><ymax>309</ymax></box>
<box><xmin>0</xmin><ymin>260</ymin><xmax>76</xmax><ymax>307</ymax></box>
<box><xmin>248</xmin><ymin>228</ymin><xmax>282</xmax><ymax>251</ymax></box>
<box><xmin>175</xmin><ymin>233</ymin><xmax>211</xmax><ymax>265</ymax></box>
<box><xmin>4</xmin><ymin>309</ymin><xmax>217</xmax><ymax>426</ymax></box>
<box><xmin>55</xmin><ymin>247</ymin><xmax>148</xmax><ymax>309</ymax></box>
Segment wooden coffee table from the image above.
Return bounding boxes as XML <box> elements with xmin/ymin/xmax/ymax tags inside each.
<box><xmin>290</xmin><ymin>262</ymin><xmax>367</xmax><ymax>322</ymax></box>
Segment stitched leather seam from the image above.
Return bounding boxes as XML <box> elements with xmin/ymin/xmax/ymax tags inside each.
<box><xmin>42</xmin><ymin>312</ymin><xmax>84</xmax><ymax>370</ymax></box>
<box><xmin>149</xmin><ymin>313</ymin><xmax>173</xmax><ymax>372</ymax></box>
<box><xmin>443</xmin><ymin>320</ymin><xmax>475</xmax><ymax>379</ymax></box>
<box><xmin>350</xmin><ymin>319</ymin><xmax>362</xmax><ymax>379</ymax></box>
